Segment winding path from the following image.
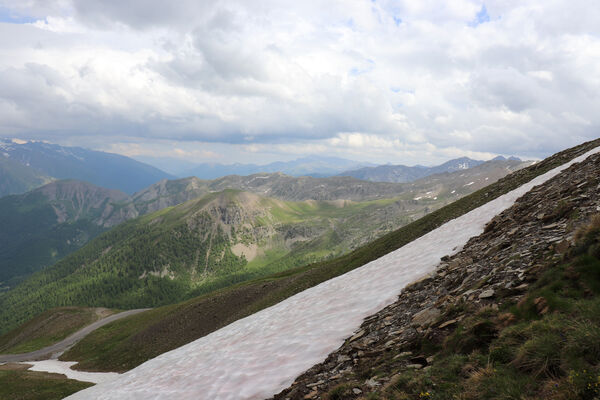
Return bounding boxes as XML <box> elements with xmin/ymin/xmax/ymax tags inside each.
<box><xmin>0</xmin><ymin>309</ymin><xmax>150</xmax><ymax>363</ymax></box>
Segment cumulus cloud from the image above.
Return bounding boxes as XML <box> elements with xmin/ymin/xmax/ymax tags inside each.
<box><xmin>0</xmin><ymin>0</ymin><xmax>598</xmax><ymax>164</ymax></box>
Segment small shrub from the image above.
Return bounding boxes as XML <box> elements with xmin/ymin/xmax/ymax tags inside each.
<box><xmin>513</xmin><ymin>331</ymin><xmax>564</xmax><ymax>377</ymax></box>
<box><xmin>444</xmin><ymin>319</ymin><xmax>498</xmax><ymax>354</ymax></box>
<box><xmin>326</xmin><ymin>384</ymin><xmax>351</xmax><ymax>400</ymax></box>
<box><xmin>574</xmin><ymin>214</ymin><xmax>600</xmax><ymax>243</ymax></box>
<box><xmin>563</xmin><ymin>319</ymin><xmax>600</xmax><ymax>365</ymax></box>
<box><xmin>462</xmin><ymin>365</ymin><xmax>535</xmax><ymax>400</ymax></box>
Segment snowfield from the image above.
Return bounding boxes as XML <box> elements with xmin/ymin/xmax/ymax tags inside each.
<box><xmin>66</xmin><ymin>148</ymin><xmax>600</xmax><ymax>400</ymax></box>
<box><xmin>25</xmin><ymin>360</ymin><xmax>119</xmax><ymax>384</ymax></box>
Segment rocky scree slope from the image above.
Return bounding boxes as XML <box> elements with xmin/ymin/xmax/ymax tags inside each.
<box><xmin>272</xmin><ymin>151</ymin><xmax>600</xmax><ymax>399</ymax></box>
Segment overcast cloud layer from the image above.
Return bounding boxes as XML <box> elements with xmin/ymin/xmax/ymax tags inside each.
<box><xmin>0</xmin><ymin>0</ymin><xmax>598</xmax><ymax>165</ymax></box>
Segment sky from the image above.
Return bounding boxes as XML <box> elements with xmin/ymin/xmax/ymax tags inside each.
<box><xmin>0</xmin><ymin>0</ymin><xmax>598</xmax><ymax>167</ymax></box>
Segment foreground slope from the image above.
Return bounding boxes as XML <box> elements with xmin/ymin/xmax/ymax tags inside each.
<box><xmin>273</xmin><ymin>149</ymin><xmax>600</xmax><ymax>400</ymax></box>
<box><xmin>64</xmin><ymin>144</ymin><xmax>600</xmax><ymax>399</ymax></box>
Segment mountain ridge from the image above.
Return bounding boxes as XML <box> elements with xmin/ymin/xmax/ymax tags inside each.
<box><xmin>176</xmin><ymin>155</ymin><xmax>375</xmax><ymax>179</ymax></box>
<box><xmin>339</xmin><ymin>156</ymin><xmax>488</xmax><ymax>183</ymax></box>
<box><xmin>0</xmin><ymin>138</ymin><xmax>173</xmax><ymax>195</ymax></box>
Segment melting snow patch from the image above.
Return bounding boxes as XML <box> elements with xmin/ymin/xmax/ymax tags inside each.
<box><xmin>24</xmin><ymin>360</ymin><xmax>120</xmax><ymax>384</ymax></box>
<box><xmin>451</xmin><ymin>190</ymin><xmax>456</xmax><ymax>194</ymax></box>
<box><xmin>67</xmin><ymin>147</ymin><xmax>600</xmax><ymax>400</ymax></box>
<box><xmin>464</xmin><ymin>181</ymin><xmax>475</xmax><ymax>186</ymax></box>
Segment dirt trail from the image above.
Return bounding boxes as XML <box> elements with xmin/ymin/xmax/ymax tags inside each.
<box><xmin>0</xmin><ymin>309</ymin><xmax>150</xmax><ymax>363</ymax></box>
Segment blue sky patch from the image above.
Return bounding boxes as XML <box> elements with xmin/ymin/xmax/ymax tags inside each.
<box><xmin>0</xmin><ymin>7</ymin><xmax>37</xmax><ymax>24</ymax></box>
<box><xmin>469</xmin><ymin>4</ymin><xmax>490</xmax><ymax>27</ymax></box>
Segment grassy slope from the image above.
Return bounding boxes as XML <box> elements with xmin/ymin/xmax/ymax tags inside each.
<box><xmin>0</xmin><ymin>307</ymin><xmax>112</xmax><ymax>354</ymax></box>
<box><xmin>61</xmin><ymin>138</ymin><xmax>600</xmax><ymax>372</ymax></box>
<box><xmin>373</xmin><ymin>215</ymin><xmax>600</xmax><ymax>400</ymax></box>
<box><xmin>0</xmin><ymin>364</ymin><xmax>93</xmax><ymax>400</ymax></box>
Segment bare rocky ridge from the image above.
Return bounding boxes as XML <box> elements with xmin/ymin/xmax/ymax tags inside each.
<box><xmin>271</xmin><ymin>151</ymin><xmax>600</xmax><ymax>399</ymax></box>
<box><xmin>133</xmin><ymin>158</ymin><xmax>532</xmax><ymax>211</ymax></box>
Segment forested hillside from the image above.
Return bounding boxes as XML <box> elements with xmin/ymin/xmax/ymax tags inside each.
<box><xmin>0</xmin><ymin>181</ymin><xmax>135</xmax><ymax>288</ymax></box>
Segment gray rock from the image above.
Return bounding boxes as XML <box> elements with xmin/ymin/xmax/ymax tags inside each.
<box><xmin>411</xmin><ymin>307</ymin><xmax>441</xmax><ymax>327</ymax></box>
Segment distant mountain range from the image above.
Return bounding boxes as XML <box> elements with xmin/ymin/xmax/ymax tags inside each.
<box><xmin>176</xmin><ymin>155</ymin><xmax>376</xmax><ymax>179</ymax></box>
<box><xmin>0</xmin><ymin>139</ymin><xmax>173</xmax><ymax>196</ymax></box>
<box><xmin>0</xmin><ymin>138</ymin><xmax>526</xmax><ymax>198</ymax></box>
<box><xmin>139</xmin><ymin>154</ymin><xmax>523</xmax><ymax>184</ymax></box>
<box><xmin>338</xmin><ymin>156</ymin><xmax>523</xmax><ymax>183</ymax></box>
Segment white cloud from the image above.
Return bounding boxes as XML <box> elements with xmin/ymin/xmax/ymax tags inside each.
<box><xmin>0</xmin><ymin>0</ymin><xmax>598</xmax><ymax>164</ymax></box>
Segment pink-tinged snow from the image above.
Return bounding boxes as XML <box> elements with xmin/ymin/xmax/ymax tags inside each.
<box><xmin>66</xmin><ymin>148</ymin><xmax>600</xmax><ymax>400</ymax></box>
<box><xmin>24</xmin><ymin>360</ymin><xmax>119</xmax><ymax>384</ymax></box>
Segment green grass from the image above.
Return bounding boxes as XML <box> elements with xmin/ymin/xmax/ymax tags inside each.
<box><xmin>58</xmin><ymin>138</ymin><xmax>600</xmax><ymax>373</ymax></box>
<box><xmin>0</xmin><ymin>366</ymin><xmax>93</xmax><ymax>400</ymax></box>
<box><xmin>0</xmin><ymin>307</ymin><xmax>108</xmax><ymax>354</ymax></box>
